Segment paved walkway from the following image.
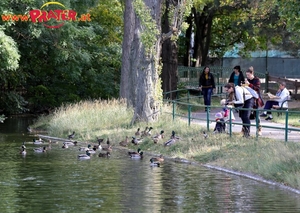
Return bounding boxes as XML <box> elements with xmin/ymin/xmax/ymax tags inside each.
<box><xmin>188</xmin><ymin>109</ymin><xmax>300</xmax><ymax>142</ymax></box>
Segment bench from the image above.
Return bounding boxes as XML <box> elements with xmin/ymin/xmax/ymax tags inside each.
<box><xmin>272</xmin><ymin>95</ymin><xmax>295</xmax><ymax>116</ymax></box>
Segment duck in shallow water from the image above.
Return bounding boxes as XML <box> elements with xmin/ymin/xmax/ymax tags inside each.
<box><xmin>150</xmin><ymin>158</ymin><xmax>160</xmax><ymax>167</ymax></box>
<box><xmin>20</xmin><ymin>147</ymin><xmax>26</xmax><ymax>155</ymax></box>
<box><xmin>150</xmin><ymin>154</ymin><xmax>164</xmax><ymax>163</ymax></box>
<box><xmin>33</xmin><ymin>146</ymin><xmax>47</xmax><ymax>153</ymax></box>
<box><xmin>78</xmin><ymin>150</ymin><xmax>91</xmax><ymax>160</ymax></box>
<box><xmin>128</xmin><ymin>148</ymin><xmax>143</xmax><ymax>158</ymax></box>
<box><xmin>98</xmin><ymin>152</ymin><xmax>111</xmax><ymax>158</ymax></box>
<box><xmin>33</xmin><ymin>138</ymin><xmax>44</xmax><ymax>145</ymax></box>
<box><xmin>62</xmin><ymin>142</ymin><xmax>69</xmax><ymax>149</ymax></box>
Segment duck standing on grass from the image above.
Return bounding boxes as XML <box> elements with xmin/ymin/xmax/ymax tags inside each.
<box><xmin>119</xmin><ymin>136</ymin><xmax>129</xmax><ymax>147</ymax></box>
<box><xmin>203</xmin><ymin>131</ymin><xmax>208</xmax><ymax>139</ymax></box>
<box><xmin>135</xmin><ymin>128</ymin><xmax>141</xmax><ymax>136</ymax></box>
<box><xmin>78</xmin><ymin>150</ymin><xmax>91</xmax><ymax>160</ymax></box>
<box><xmin>164</xmin><ymin>131</ymin><xmax>178</xmax><ymax>146</ymax></box>
<box><xmin>152</xmin><ymin>130</ymin><xmax>164</xmax><ymax>143</ymax></box>
<box><xmin>68</xmin><ymin>131</ymin><xmax>75</xmax><ymax>140</ymax></box>
<box><xmin>141</xmin><ymin>127</ymin><xmax>149</xmax><ymax>137</ymax></box>
<box><xmin>146</xmin><ymin>127</ymin><xmax>153</xmax><ymax>136</ymax></box>
<box><xmin>132</xmin><ymin>136</ymin><xmax>143</xmax><ymax>145</ymax></box>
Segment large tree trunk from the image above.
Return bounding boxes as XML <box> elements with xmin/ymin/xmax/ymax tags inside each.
<box><xmin>120</xmin><ymin>0</ymin><xmax>135</xmax><ymax>105</ymax></box>
<box><xmin>192</xmin><ymin>6</ymin><xmax>214</xmax><ymax>66</ymax></box>
<box><xmin>161</xmin><ymin>0</ymin><xmax>178</xmax><ymax>100</ymax></box>
<box><xmin>120</xmin><ymin>0</ymin><xmax>162</xmax><ymax>124</ymax></box>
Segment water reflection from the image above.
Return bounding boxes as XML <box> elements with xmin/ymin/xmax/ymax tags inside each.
<box><xmin>0</xmin><ymin>117</ymin><xmax>300</xmax><ymax>212</ymax></box>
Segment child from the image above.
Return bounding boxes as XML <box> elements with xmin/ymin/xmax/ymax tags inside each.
<box><xmin>213</xmin><ymin>112</ymin><xmax>226</xmax><ymax>133</ymax></box>
<box><xmin>220</xmin><ymin>99</ymin><xmax>235</xmax><ymax>122</ymax></box>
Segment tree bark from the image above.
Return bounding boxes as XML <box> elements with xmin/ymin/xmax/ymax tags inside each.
<box><xmin>120</xmin><ymin>0</ymin><xmax>135</xmax><ymax>105</ymax></box>
<box><xmin>193</xmin><ymin>6</ymin><xmax>214</xmax><ymax>66</ymax></box>
<box><xmin>121</xmin><ymin>0</ymin><xmax>162</xmax><ymax>124</ymax></box>
<box><xmin>161</xmin><ymin>0</ymin><xmax>178</xmax><ymax>100</ymax></box>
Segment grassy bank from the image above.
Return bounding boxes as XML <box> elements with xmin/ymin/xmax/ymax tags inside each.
<box><xmin>31</xmin><ymin>99</ymin><xmax>300</xmax><ymax>190</ymax></box>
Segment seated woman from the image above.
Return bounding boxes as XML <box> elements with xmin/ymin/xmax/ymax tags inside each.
<box><xmin>260</xmin><ymin>82</ymin><xmax>290</xmax><ymax>120</ymax></box>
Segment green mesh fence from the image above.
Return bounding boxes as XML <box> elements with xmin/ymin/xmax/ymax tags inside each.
<box><xmin>178</xmin><ymin>66</ymin><xmax>266</xmax><ymax>91</ymax></box>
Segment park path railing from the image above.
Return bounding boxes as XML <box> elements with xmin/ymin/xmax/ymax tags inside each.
<box><xmin>178</xmin><ymin>66</ymin><xmax>300</xmax><ymax>99</ymax></box>
<box><xmin>163</xmin><ymin>88</ymin><xmax>300</xmax><ymax>142</ymax></box>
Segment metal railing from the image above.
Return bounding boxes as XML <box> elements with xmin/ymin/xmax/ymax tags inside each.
<box><xmin>163</xmin><ymin>88</ymin><xmax>300</xmax><ymax>142</ymax></box>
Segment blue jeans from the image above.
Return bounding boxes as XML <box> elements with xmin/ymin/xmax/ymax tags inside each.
<box><xmin>202</xmin><ymin>87</ymin><xmax>213</xmax><ymax>106</ymax></box>
<box><xmin>264</xmin><ymin>100</ymin><xmax>279</xmax><ymax>114</ymax></box>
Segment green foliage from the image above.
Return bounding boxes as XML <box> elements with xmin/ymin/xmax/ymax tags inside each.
<box><xmin>132</xmin><ymin>0</ymin><xmax>159</xmax><ymax>54</ymax></box>
<box><xmin>0</xmin><ymin>91</ymin><xmax>28</xmax><ymax>114</ymax></box>
<box><xmin>0</xmin><ymin>0</ymin><xmax>123</xmax><ymax>114</ymax></box>
<box><xmin>0</xmin><ymin>30</ymin><xmax>20</xmax><ymax>71</ymax></box>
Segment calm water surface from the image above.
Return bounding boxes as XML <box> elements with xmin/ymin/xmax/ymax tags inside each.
<box><xmin>1</xmin><ymin>117</ymin><xmax>300</xmax><ymax>213</ymax></box>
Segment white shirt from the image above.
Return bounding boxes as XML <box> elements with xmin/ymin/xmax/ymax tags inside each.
<box><xmin>276</xmin><ymin>88</ymin><xmax>290</xmax><ymax>108</ymax></box>
<box><xmin>233</xmin><ymin>86</ymin><xmax>253</xmax><ymax>105</ymax></box>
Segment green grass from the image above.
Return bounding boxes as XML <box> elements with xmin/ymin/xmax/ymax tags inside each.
<box><xmin>31</xmin><ymin>98</ymin><xmax>300</xmax><ymax>190</ymax></box>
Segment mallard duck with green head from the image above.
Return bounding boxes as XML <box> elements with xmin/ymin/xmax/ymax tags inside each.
<box><xmin>78</xmin><ymin>150</ymin><xmax>91</xmax><ymax>160</ymax></box>
<box><xmin>128</xmin><ymin>148</ymin><xmax>143</xmax><ymax>158</ymax></box>
<box><xmin>164</xmin><ymin>131</ymin><xmax>177</xmax><ymax>146</ymax></box>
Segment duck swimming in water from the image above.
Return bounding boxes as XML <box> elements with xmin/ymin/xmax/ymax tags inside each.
<box><xmin>33</xmin><ymin>146</ymin><xmax>47</xmax><ymax>153</ymax></box>
<box><xmin>128</xmin><ymin>148</ymin><xmax>143</xmax><ymax>158</ymax></box>
<box><xmin>78</xmin><ymin>150</ymin><xmax>91</xmax><ymax>160</ymax></box>
<box><xmin>33</xmin><ymin>138</ymin><xmax>43</xmax><ymax>145</ymax></box>
<box><xmin>20</xmin><ymin>147</ymin><xmax>26</xmax><ymax>155</ymax></box>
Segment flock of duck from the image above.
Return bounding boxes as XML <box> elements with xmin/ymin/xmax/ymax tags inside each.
<box><xmin>19</xmin><ymin>127</ymin><xmax>184</xmax><ymax>166</ymax></box>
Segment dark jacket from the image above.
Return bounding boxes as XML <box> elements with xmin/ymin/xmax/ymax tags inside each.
<box><xmin>247</xmin><ymin>76</ymin><xmax>264</xmax><ymax>107</ymax></box>
<box><xmin>199</xmin><ymin>73</ymin><xmax>216</xmax><ymax>88</ymax></box>
<box><xmin>228</xmin><ymin>71</ymin><xmax>245</xmax><ymax>86</ymax></box>
<box><xmin>247</xmin><ymin>76</ymin><xmax>261</xmax><ymax>93</ymax></box>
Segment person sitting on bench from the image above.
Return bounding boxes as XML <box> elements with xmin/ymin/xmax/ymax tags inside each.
<box><xmin>260</xmin><ymin>82</ymin><xmax>290</xmax><ymax>120</ymax></box>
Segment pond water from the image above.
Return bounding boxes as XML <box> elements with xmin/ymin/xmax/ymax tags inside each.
<box><xmin>1</xmin><ymin>117</ymin><xmax>300</xmax><ymax>213</ymax></box>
